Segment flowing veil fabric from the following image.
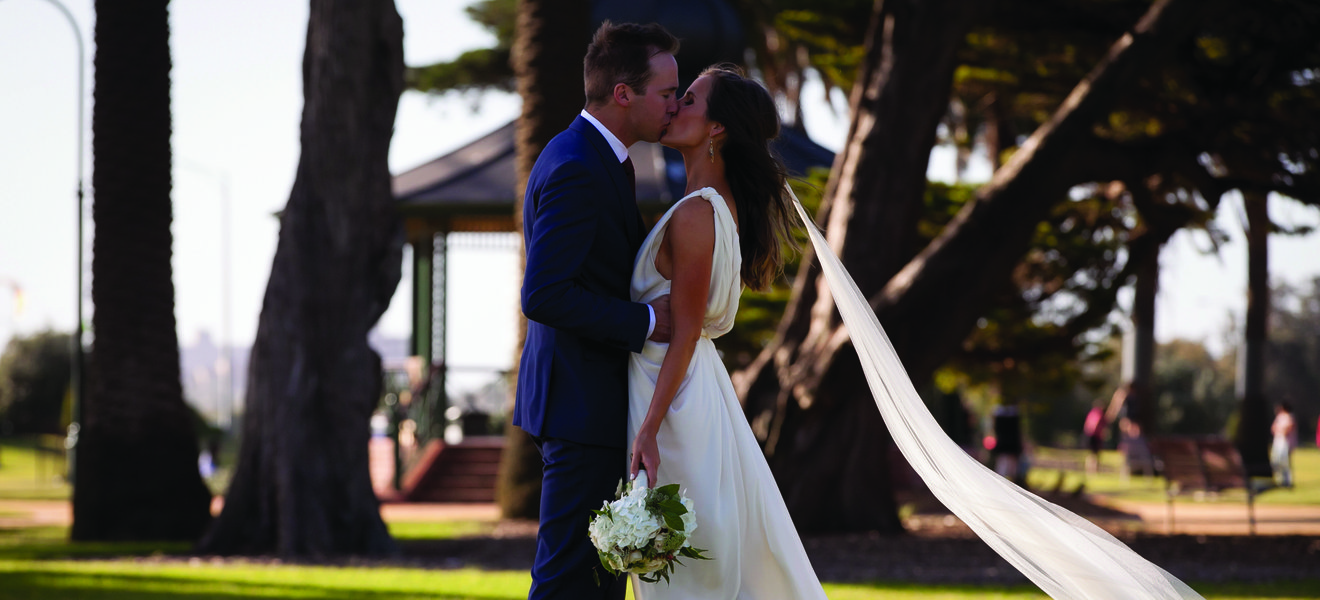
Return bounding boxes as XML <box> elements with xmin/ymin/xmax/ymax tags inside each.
<box><xmin>786</xmin><ymin>186</ymin><xmax>1202</xmax><ymax>600</ymax></box>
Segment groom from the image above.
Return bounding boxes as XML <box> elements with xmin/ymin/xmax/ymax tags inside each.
<box><xmin>514</xmin><ymin>21</ymin><xmax>680</xmax><ymax>600</ymax></box>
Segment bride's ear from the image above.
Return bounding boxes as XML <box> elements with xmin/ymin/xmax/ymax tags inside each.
<box><xmin>709</xmin><ymin>122</ymin><xmax>725</xmax><ymax>138</ymax></box>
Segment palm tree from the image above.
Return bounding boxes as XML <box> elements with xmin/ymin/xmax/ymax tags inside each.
<box><xmin>495</xmin><ymin>0</ymin><xmax>592</xmax><ymax>520</ymax></box>
<box><xmin>73</xmin><ymin>0</ymin><xmax>212</xmax><ymax>541</ymax></box>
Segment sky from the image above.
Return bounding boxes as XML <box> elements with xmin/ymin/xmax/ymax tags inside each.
<box><xmin>1</xmin><ymin>0</ymin><xmax>1318</xmax><ymax>392</ymax></box>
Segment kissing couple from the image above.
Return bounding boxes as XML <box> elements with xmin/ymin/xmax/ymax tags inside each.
<box><xmin>514</xmin><ymin>20</ymin><xmax>1204</xmax><ymax>600</ymax></box>
<box><xmin>514</xmin><ymin>20</ymin><xmax>824</xmax><ymax>600</ymax></box>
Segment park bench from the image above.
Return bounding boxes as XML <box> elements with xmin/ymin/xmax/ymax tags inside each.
<box><xmin>1148</xmin><ymin>436</ymin><xmax>1271</xmax><ymax>535</ymax></box>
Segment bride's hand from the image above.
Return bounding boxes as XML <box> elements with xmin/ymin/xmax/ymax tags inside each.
<box><xmin>629</xmin><ymin>426</ymin><xmax>660</xmax><ymax>487</ymax></box>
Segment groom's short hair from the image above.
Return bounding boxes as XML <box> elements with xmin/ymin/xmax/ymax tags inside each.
<box><xmin>584</xmin><ymin>21</ymin><xmax>679</xmax><ymax>107</ymax></box>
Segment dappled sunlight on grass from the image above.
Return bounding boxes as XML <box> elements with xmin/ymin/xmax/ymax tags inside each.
<box><xmin>0</xmin><ymin>561</ymin><xmax>531</xmax><ymax>600</ymax></box>
<box><xmin>1028</xmin><ymin>448</ymin><xmax>1320</xmax><ymax>506</ymax></box>
<box><xmin>823</xmin><ymin>580</ymin><xmax>1320</xmax><ymax>599</ymax></box>
<box><xmin>2</xmin><ymin>442</ymin><xmax>1318</xmax><ymax>599</ymax></box>
<box><xmin>386</xmin><ymin>520</ymin><xmax>495</xmax><ymax>541</ymax></box>
<box><xmin>0</xmin><ymin>525</ymin><xmax>190</xmax><ymax>561</ymax></box>
<box><xmin>822</xmin><ymin>582</ymin><xmax>1047</xmax><ymax>599</ymax></box>
<box><xmin>3</xmin><ymin>562</ymin><xmax>1312</xmax><ymax>600</ymax></box>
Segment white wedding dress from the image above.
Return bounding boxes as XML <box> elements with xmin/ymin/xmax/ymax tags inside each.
<box><xmin>625</xmin><ymin>184</ymin><xmax>1202</xmax><ymax>600</ymax></box>
<box><xmin>626</xmin><ymin>188</ymin><xmax>828</xmax><ymax>600</ymax></box>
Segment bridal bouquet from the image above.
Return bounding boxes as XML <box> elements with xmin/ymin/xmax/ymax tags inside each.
<box><xmin>588</xmin><ymin>470</ymin><xmax>710</xmax><ymax>584</ymax></box>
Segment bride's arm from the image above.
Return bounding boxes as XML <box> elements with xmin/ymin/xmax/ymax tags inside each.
<box><xmin>630</xmin><ymin>200</ymin><xmax>716</xmax><ymax>486</ymax></box>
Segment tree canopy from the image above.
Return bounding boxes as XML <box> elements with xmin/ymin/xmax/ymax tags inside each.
<box><xmin>406</xmin><ymin>0</ymin><xmax>516</xmax><ymax>95</ymax></box>
<box><xmin>0</xmin><ymin>331</ymin><xmax>71</xmax><ymax>435</ymax></box>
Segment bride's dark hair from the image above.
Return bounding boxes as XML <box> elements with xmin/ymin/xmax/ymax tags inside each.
<box><xmin>702</xmin><ymin>65</ymin><xmax>796</xmax><ymax>291</ymax></box>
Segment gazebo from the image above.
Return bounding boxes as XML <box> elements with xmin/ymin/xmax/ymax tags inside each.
<box><xmin>383</xmin><ymin>0</ymin><xmax>835</xmax><ymax>501</ymax></box>
<box><xmin>393</xmin><ymin>120</ymin><xmax>836</xmax><ymax>399</ymax></box>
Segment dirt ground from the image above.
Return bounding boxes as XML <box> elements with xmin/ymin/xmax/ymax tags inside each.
<box><xmin>392</xmin><ymin>522</ymin><xmax>1320</xmax><ymax>584</ymax></box>
<box><xmin>390</xmin><ymin>492</ymin><xmax>1320</xmax><ymax>584</ymax></box>
<box><xmin>5</xmin><ymin>495</ymin><xmax>1318</xmax><ymax>583</ymax></box>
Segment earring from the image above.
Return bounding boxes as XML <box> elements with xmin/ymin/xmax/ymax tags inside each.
<box><xmin>708</xmin><ymin>137</ymin><xmax>715</xmax><ymax>162</ymax></box>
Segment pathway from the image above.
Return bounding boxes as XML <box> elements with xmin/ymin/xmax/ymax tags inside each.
<box><xmin>3</xmin><ymin>496</ymin><xmax>1318</xmax><ymax>536</ymax></box>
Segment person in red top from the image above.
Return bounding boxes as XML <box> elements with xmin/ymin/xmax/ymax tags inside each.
<box><xmin>1083</xmin><ymin>400</ymin><xmax>1107</xmax><ymax>474</ymax></box>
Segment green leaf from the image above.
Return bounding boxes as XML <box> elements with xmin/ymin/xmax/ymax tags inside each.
<box><xmin>663</xmin><ymin>513</ymin><xmax>684</xmax><ymax>532</ymax></box>
<box><xmin>656</xmin><ymin>483</ymin><xmax>680</xmax><ymax>496</ymax></box>
<box><xmin>597</xmin><ymin>551</ymin><xmax>618</xmax><ymax>575</ymax></box>
<box><xmin>680</xmin><ymin>546</ymin><xmax>712</xmax><ymax>560</ymax></box>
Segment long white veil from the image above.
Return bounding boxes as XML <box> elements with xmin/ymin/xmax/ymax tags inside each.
<box><xmin>786</xmin><ymin>186</ymin><xmax>1202</xmax><ymax>600</ymax></box>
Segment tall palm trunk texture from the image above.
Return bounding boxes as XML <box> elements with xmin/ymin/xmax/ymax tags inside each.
<box><xmin>495</xmin><ymin>0</ymin><xmax>592</xmax><ymax>520</ymax></box>
<box><xmin>74</xmin><ymin>0</ymin><xmax>213</xmax><ymax>542</ymax></box>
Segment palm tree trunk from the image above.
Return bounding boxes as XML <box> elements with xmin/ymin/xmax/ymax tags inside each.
<box><xmin>73</xmin><ymin>0</ymin><xmax>213</xmax><ymax>542</ymax></box>
<box><xmin>197</xmin><ymin>0</ymin><xmax>405</xmax><ymax>557</ymax></box>
<box><xmin>495</xmin><ymin>0</ymin><xmax>591</xmax><ymax>520</ymax></box>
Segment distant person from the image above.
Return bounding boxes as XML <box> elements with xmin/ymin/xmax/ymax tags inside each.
<box><xmin>1082</xmin><ymin>400</ymin><xmax>1108</xmax><ymax>474</ymax></box>
<box><xmin>992</xmin><ymin>402</ymin><xmax>1025</xmax><ymax>483</ymax></box>
<box><xmin>1118</xmin><ymin>414</ymin><xmax>1155</xmax><ymax>478</ymax></box>
<box><xmin>198</xmin><ymin>447</ymin><xmax>215</xmax><ymax>479</ymax></box>
<box><xmin>1271</xmin><ymin>402</ymin><xmax>1298</xmax><ymax>488</ymax></box>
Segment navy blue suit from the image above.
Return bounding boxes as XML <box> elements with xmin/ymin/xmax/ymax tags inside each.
<box><xmin>515</xmin><ymin>116</ymin><xmax>650</xmax><ymax>599</ymax></box>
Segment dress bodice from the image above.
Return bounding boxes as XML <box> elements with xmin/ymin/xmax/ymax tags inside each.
<box><xmin>630</xmin><ymin>188</ymin><xmax>742</xmax><ymax>340</ymax></box>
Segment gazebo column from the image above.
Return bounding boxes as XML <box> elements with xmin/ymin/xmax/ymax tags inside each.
<box><xmin>432</xmin><ymin>232</ymin><xmax>448</xmax><ymax>429</ymax></box>
<box><xmin>410</xmin><ymin>234</ymin><xmax>433</xmax><ymax>366</ymax></box>
<box><xmin>408</xmin><ymin>231</ymin><xmax>450</xmax><ymax>445</ymax></box>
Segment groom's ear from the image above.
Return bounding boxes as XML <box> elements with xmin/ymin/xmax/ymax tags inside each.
<box><xmin>613</xmin><ymin>83</ymin><xmax>632</xmax><ymax>107</ymax></box>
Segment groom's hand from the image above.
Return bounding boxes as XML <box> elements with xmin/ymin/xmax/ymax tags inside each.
<box><xmin>648</xmin><ymin>294</ymin><xmax>672</xmax><ymax>343</ymax></box>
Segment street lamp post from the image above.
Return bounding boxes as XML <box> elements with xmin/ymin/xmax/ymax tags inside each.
<box><xmin>2</xmin><ymin>0</ymin><xmax>89</xmax><ymax>479</ymax></box>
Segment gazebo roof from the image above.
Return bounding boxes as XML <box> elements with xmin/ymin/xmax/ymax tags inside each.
<box><xmin>393</xmin><ymin>118</ymin><xmax>834</xmax><ymax>236</ymax></box>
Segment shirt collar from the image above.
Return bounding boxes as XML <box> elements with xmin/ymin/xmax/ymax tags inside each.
<box><xmin>580</xmin><ymin>109</ymin><xmax>630</xmax><ymax>163</ymax></box>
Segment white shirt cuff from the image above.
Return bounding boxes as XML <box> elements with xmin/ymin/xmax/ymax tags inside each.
<box><xmin>646</xmin><ymin>305</ymin><xmax>656</xmax><ymax>339</ymax></box>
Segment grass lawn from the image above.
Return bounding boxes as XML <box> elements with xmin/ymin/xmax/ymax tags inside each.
<box><xmin>0</xmin><ymin>559</ymin><xmax>1316</xmax><ymax>599</ymax></box>
<box><xmin>1028</xmin><ymin>447</ymin><xmax>1320</xmax><ymax>506</ymax></box>
<box><xmin>4</xmin><ymin>440</ymin><xmax>1318</xmax><ymax>598</ymax></box>
<box><xmin>386</xmin><ymin>520</ymin><xmax>495</xmax><ymax>541</ymax></box>
<box><xmin>2</xmin><ymin>524</ymin><xmax>1317</xmax><ymax>599</ymax></box>
<box><xmin>0</xmin><ymin>439</ymin><xmax>70</xmax><ymax>502</ymax></box>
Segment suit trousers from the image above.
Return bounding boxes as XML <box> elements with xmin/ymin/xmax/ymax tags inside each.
<box><xmin>529</xmin><ymin>436</ymin><xmax>628</xmax><ymax>600</ymax></box>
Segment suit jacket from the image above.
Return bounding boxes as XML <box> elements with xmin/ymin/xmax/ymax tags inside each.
<box><xmin>514</xmin><ymin>116</ymin><xmax>650</xmax><ymax>449</ymax></box>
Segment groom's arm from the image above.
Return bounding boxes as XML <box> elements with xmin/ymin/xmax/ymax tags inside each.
<box><xmin>521</xmin><ymin>160</ymin><xmax>652</xmax><ymax>353</ymax></box>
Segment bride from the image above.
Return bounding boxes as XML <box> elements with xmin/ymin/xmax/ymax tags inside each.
<box><xmin>626</xmin><ymin>64</ymin><xmax>827</xmax><ymax>599</ymax></box>
<box><xmin>623</xmin><ymin>65</ymin><xmax>1203</xmax><ymax>600</ymax></box>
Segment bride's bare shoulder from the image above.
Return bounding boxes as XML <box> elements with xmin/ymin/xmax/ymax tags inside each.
<box><xmin>668</xmin><ymin>195</ymin><xmax>716</xmax><ymax>234</ymax></box>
